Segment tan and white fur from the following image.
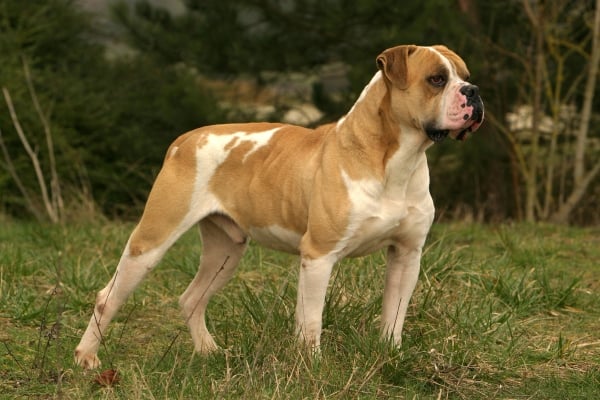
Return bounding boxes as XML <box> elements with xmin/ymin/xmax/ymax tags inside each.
<box><xmin>75</xmin><ymin>45</ymin><xmax>484</xmax><ymax>369</ymax></box>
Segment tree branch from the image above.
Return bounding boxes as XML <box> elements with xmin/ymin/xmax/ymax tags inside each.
<box><xmin>23</xmin><ymin>57</ymin><xmax>64</xmax><ymax>221</ymax></box>
<box><xmin>2</xmin><ymin>87</ymin><xmax>58</xmax><ymax>223</ymax></box>
<box><xmin>0</xmin><ymin>129</ymin><xmax>44</xmax><ymax>221</ymax></box>
<box><xmin>551</xmin><ymin>161</ymin><xmax>600</xmax><ymax>223</ymax></box>
<box><xmin>574</xmin><ymin>0</ymin><xmax>600</xmax><ymax>185</ymax></box>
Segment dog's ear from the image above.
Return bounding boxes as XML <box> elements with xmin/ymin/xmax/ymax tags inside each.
<box><xmin>376</xmin><ymin>45</ymin><xmax>418</xmax><ymax>89</ymax></box>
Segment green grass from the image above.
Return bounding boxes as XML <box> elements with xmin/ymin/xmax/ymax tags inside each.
<box><xmin>1</xmin><ymin>220</ymin><xmax>599</xmax><ymax>399</ymax></box>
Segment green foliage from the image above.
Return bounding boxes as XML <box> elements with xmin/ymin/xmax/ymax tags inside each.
<box><xmin>114</xmin><ymin>0</ymin><xmax>470</xmax><ymax>74</ymax></box>
<box><xmin>0</xmin><ymin>0</ymin><xmax>224</xmax><ymax>218</ymax></box>
<box><xmin>0</xmin><ymin>0</ymin><xmax>598</xmax><ymax>222</ymax></box>
<box><xmin>113</xmin><ymin>0</ymin><xmax>476</xmax><ymax>126</ymax></box>
<box><xmin>80</xmin><ymin>59</ymin><xmax>225</xmax><ymax>214</ymax></box>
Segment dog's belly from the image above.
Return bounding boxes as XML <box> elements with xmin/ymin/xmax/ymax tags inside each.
<box><xmin>248</xmin><ymin>225</ymin><xmax>302</xmax><ymax>254</ymax></box>
<box><xmin>247</xmin><ymin>219</ymin><xmax>399</xmax><ymax>258</ymax></box>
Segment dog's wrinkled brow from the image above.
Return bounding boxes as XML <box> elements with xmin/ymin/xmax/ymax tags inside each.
<box><xmin>430</xmin><ymin>46</ymin><xmax>470</xmax><ymax>80</ymax></box>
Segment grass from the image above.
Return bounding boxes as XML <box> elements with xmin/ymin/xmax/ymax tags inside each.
<box><xmin>1</xmin><ymin>220</ymin><xmax>599</xmax><ymax>399</ymax></box>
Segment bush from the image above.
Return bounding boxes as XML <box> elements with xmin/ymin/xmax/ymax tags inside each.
<box><xmin>0</xmin><ymin>0</ymin><xmax>224</xmax><ymax>220</ymax></box>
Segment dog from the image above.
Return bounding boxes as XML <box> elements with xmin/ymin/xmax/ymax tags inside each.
<box><xmin>75</xmin><ymin>44</ymin><xmax>484</xmax><ymax>369</ymax></box>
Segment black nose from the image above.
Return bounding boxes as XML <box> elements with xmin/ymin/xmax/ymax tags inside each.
<box><xmin>460</xmin><ymin>84</ymin><xmax>479</xmax><ymax>98</ymax></box>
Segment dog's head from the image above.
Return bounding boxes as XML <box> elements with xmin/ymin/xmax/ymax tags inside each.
<box><xmin>376</xmin><ymin>45</ymin><xmax>484</xmax><ymax>142</ymax></box>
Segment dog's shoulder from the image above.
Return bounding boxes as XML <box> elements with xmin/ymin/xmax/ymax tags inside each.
<box><xmin>314</xmin><ymin>122</ymin><xmax>336</xmax><ymax>135</ymax></box>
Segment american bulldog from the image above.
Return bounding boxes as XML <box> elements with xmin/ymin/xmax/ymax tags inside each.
<box><xmin>75</xmin><ymin>44</ymin><xmax>484</xmax><ymax>369</ymax></box>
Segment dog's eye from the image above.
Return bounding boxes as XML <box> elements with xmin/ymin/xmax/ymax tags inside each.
<box><xmin>428</xmin><ymin>75</ymin><xmax>446</xmax><ymax>87</ymax></box>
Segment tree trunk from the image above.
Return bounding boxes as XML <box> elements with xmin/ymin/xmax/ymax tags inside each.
<box><xmin>573</xmin><ymin>0</ymin><xmax>600</xmax><ymax>186</ymax></box>
<box><xmin>522</xmin><ymin>0</ymin><xmax>545</xmax><ymax>222</ymax></box>
<box><xmin>551</xmin><ymin>163</ymin><xmax>600</xmax><ymax>223</ymax></box>
<box><xmin>551</xmin><ymin>0</ymin><xmax>600</xmax><ymax>223</ymax></box>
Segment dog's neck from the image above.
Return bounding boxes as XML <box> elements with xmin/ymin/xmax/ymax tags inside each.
<box><xmin>334</xmin><ymin>71</ymin><xmax>431</xmax><ymax>183</ymax></box>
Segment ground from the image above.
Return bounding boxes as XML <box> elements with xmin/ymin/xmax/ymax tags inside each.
<box><xmin>1</xmin><ymin>220</ymin><xmax>599</xmax><ymax>399</ymax></box>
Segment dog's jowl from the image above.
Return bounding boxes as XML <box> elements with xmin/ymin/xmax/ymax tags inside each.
<box><xmin>75</xmin><ymin>45</ymin><xmax>484</xmax><ymax>369</ymax></box>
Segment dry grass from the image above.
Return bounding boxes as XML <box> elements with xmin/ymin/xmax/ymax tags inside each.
<box><xmin>1</xmin><ymin>221</ymin><xmax>599</xmax><ymax>399</ymax></box>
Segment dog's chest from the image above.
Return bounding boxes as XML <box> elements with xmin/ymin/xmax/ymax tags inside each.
<box><xmin>333</xmin><ymin>172</ymin><xmax>412</xmax><ymax>256</ymax></box>
<box><xmin>342</xmin><ymin>193</ymin><xmax>411</xmax><ymax>257</ymax></box>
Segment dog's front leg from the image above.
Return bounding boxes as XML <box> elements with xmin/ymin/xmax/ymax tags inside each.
<box><xmin>295</xmin><ymin>255</ymin><xmax>335</xmax><ymax>350</ymax></box>
<box><xmin>381</xmin><ymin>244</ymin><xmax>422</xmax><ymax>347</ymax></box>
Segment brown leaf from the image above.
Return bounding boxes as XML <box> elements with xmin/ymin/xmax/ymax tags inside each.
<box><xmin>93</xmin><ymin>369</ymin><xmax>120</xmax><ymax>387</ymax></box>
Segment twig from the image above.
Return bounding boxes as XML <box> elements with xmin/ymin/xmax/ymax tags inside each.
<box><xmin>116</xmin><ymin>303</ymin><xmax>138</xmax><ymax>351</ymax></box>
<box><xmin>2</xmin><ymin>341</ymin><xmax>28</xmax><ymax>376</ymax></box>
<box><xmin>33</xmin><ymin>284</ymin><xmax>57</xmax><ymax>371</ymax></box>
<box><xmin>39</xmin><ymin>327</ymin><xmax>55</xmax><ymax>379</ymax></box>
<box><xmin>93</xmin><ymin>268</ymin><xmax>121</xmax><ymax>369</ymax></box>
<box><xmin>250</xmin><ymin>278</ymin><xmax>290</xmax><ymax>373</ymax></box>
<box><xmin>23</xmin><ymin>57</ymin><xmax>64</xmax><ymax>221</ymax></box>
<box><xmin>153</xmin><ymin>256</ymin><xmax>230</xmax><ymax>371</ymax></box>
<box><xmin>36</xmin><ymin>284</ymin><xmax>64</xmax><ymax>382</ymax></box>
<box><xmin>390</xmin><ymin>296</ymin><xmax>403</xmax><ymax>340</ymax></box>
<box><xmin>0</xmin><ymin>128</ymin><xmax>43</xmax><ymax>220</ymax></box>
<box><xmin>573</xmin><ymin>0</ymin><xmax>600</xmax><ymax>185</ymax></box>
<box><xmin>2</xmin><ymin>87</ymin><xmax>58</xmax><ymax>223</ymax></box>
<box><xmin>53</xmin><ymin>251</ymin><xmax>65</xmax><ymax>394</ymax></box>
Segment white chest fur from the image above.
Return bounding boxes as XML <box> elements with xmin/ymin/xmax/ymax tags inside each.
<box><xmin>335</xmin><ymin>172</ymin><xmax>409</xmax><ymax>257</ymax></box>
<box><xmin>337</xmin><ymin>139</ymin><xmax>435</xmax><ymax>257</ymax></box>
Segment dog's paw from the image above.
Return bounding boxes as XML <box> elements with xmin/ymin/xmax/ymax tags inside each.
<box><xmin>194</xmin><ymin>335</ymin><xmax>219</xmax><ymax>354</ymax></box>
<box><xmin>74</xmin><ymin>348</ymin><xmax>101</xmax><ymax>369</ymax></box>
<box><xmin>300</xmin><ymin>339</ymin><xmax>321</xmax><ymax>357</ymax></box>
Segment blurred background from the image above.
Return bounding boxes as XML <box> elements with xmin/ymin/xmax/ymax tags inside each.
<box><xmin>1</xmin><ymin>0</ymin><xmax>598</xmax><ymax>225</ymax></box>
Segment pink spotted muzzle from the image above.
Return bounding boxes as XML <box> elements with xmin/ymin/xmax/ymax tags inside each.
<box><xmin>455</xmin><ymin>84</ymin><xmax>484</xmax><ymax>140</ymax></box>
<box><xmin>426</xmin><ymin>83</ymin><xmax>484</xmax><ymax>142</ymax></box>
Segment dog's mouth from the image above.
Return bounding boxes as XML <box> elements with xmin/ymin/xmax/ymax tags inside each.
<box><xmin>427</xmin><ymin>100</ymin><xmax>484</xmax><ymax>143</ymax></box>
<box><xmin>453</xmin><ymin>118</ymin><xmax>482</xmax><ymax>141</ymax></box>
<box><xmin>425</xmin><ymin>120</ymin><xmax>479</xmax><ymax>143</ymax></box>
<box><xmin>425</xmin><ymin>128</ymin><xmax>450</xmax><ymax>142</ymax></box>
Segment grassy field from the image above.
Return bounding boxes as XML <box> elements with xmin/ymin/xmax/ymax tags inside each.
<box><xmin>1</xmin><ymin>219</ymin><xmax>599</xmax><ymax>399</ymax></box>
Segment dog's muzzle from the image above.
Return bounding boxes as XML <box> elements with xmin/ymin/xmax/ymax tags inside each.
<box><xmin>426</xmin><ymin>84</ymin><xmax>484</xmax><ymax>142</ymax></box>
<box><xmin>457</xmin><ymin>84</ymin><xmax>484</xmax><ymax>137</ymax></box>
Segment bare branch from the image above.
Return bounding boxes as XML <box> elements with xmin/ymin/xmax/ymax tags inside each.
<box><xmin>525</xmin><ymin>1</ymin><xmax>545</xmax><ymax>222</ymax></box>
<box><xmin>484</xmin><ymin>111</ymin><xmax>529</xmax><ymax>180</ymax></box>
<box><xmin>2</xmin><ymin>87</ymin><xmax>58</xmax><ymax>223</ymax></box>
<box><xmin>0</xmin><ymin>129</ymin><xmax>44</xmax><ymax>221</ymax></box>
<box><xmin>574</xmin><ymin>0</ymin><xmax>600</xmax><ymax>185</ymax></box>
<box><xmin>23</xmin><ymin>57</ymin><xmax>64</xmax><ymax>221</ymax></box>
<box><xmin>551</xmin><ymin>161</ymin><xmax>600</xmax><ymax>223</ymax></box>
<box><xmin>521</xmin><ymin>0</ymin><xmax>540</xmax><ymax>28</ymax></box>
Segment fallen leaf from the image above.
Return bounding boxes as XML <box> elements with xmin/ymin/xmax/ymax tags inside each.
<box><xmin>94</xmin><ymin>369</ymin><xmax>120</xmax><ymax>387</ymax></box>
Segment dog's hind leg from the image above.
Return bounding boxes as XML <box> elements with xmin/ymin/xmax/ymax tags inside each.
<box><xmin>74</xmin><ymin>214</ymin><xmax>203</xmax><ymax>369</ymax></box>
<box><xmin>179</xmin><ymin>214</ymin><xmax>247</xmax><ymax>354</ymax></box>
<box><xmin>74</xmin><ymin>238</ymin><xmax>170</xmax><ymax>369</ymax></box>
<box><xmin>75</xmin><ymin>137</ymin><xmax>206</xmax><ymax>369</ymax></box>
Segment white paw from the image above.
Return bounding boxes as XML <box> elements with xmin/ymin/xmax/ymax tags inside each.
<box><xmin>194</xmin><ymin>335</ymin><xmax>219</xmax><ymax>354</ymax></box>
<box><xmin>296</xmin><ymin>327</ymin><xmax>321</xmax><ymax>353</ymax></box>
<box><xmin>74</xmin><ymin>348</ymin><xmax>101</xmax><ymax>369</ymax></box>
